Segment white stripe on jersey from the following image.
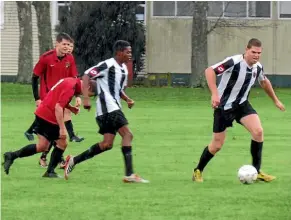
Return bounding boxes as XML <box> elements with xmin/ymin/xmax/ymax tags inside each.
<box><xmin>84</xmin><ymin>58</ymin><xmax>128</xmax><ymax>116</ymax></box>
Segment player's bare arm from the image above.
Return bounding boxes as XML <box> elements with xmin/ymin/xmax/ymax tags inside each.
<box><xmin>82</xmin><ymin>74</ymin><xmax>91</xmax><ymax>111</ymax></box>
<box><xmin>205</xmin><ymin>67</ymin><xmax>220</xmax><ymax>109</ymax></box>
<box><xmin>120</xmin><ymin>90</ymin><xmax>134</xmax><ymax>109</ymax></box>
<box><xmin>66</xmin><ymin>104</ymin><xmax>80</xmax><ymax>115</ymax></box>
<box><xmin>260</xmin><ymin>78</ymin><xmax>285</xmax><ymax>111</ymax></box>
<box><xmin>55</xmin><ymin>103</ymin><xmax>67</xmax><ymax>139</ymax></box>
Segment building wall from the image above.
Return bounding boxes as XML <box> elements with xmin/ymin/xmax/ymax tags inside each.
<box><xmin>145</xmin><ymin>1</ymin><xmax>291</xmax><ymax>86</ymax></box>
<box><xmin>1</xmin><ymin>1</ymin><xmax>55</xmax><ymax>79</ymax></box>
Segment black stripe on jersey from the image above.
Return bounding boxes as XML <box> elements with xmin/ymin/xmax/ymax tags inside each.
<box><xmin>256</xmin><ymin>66</ymin><xmax>262</xmax><ymax>81</ymax></box>
<box><xmin>219</xmin><ymin>63</ymin><xmax>241</xmax><ymax>107</ymax></box>
<box><xmin>119</xmin><ymin>74</ymin><xmax>126</xmax><ymax>94</ymax></box>
<box><xmin>232</xmin><ymin>67</ymin><xmax>253</xmax><ymax>107</ymax></box>
<box><xmin>99</xmin><ymin>88</ymin><xmax>108</xmax><ymax>114</ymax></box>
<box><xmin>108</xmin><ymin>66</ymin><xmax>120</xmax><ymax>108</ymax></box>
<box><xmin>213</xmin><ymin>58</ymin><xmax>235</xmax><ymax>75</ymax></box>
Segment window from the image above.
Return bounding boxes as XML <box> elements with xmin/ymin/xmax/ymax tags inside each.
<box><xmin>0</xmin><ymin>1</ymin><xmax>4</xmax><ymax>29</ymax></box>
<box><xmin>279</xmin><ymin>1</ymin><xmax>291</xmax><ymax>18</ymax></box>
<box><xmin>136</xmin><ymin>3</ymin><xmax>146</xmax><ymax>22</ymax></box>
<box><xmin>152</xmin><ymin>1</ymin><xmax>271</xmax><ymax>18</ymax></box>
<box><xmin>58</xmin><ymin>1</ymin><xmax>71</xmax><ymax>22</ymax></box>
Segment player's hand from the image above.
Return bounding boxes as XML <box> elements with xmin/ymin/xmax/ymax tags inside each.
<box><xmin>70</xmin><ymin>106</ymin><xmax>80</xmax><ymax>115</ymax></box>
<box><xmin>127</xmin><ymin>98</ymin><xmax>135</xmax><ymax>109</ymax></box>
<box><xmin>75</xmin><ymin>97</ymin><xmax>82</xmax><ymax>108</ymax></box>
<box><xmin>59</xmin><ymin>128</ymin><xmax>67</xmax><ymax>140</ymax></box>
<box><xmin>83</xmin><ymin>97</ymin><xmax>91</xmax><ymax>111</ymax></box>
<box><xmin>211</xmin><ymin>94</ymin><xmax>220</xmax><ymax>109</ymax></box>
<box><xmin>275</xmin><ymin>100</ymin><xmax>285</xmax><ymax>111</ymax></box>
<box><xmin>35</xmin><ymin>99</ymin><xmax>42</xmax><ymax>107</ymax></box>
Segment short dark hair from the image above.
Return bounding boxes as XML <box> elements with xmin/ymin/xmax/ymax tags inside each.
<box><xmin>56</xmin><ymin>32</ymin><xmax>73</xmax><ymax>43</ymax></box>
<box><xmin>113</xmin><ymin>40</ymin><xmax>131</xmax><ymax>54</ymax></box>
<box><xmin>247</xmin><ymin>38</ymin><xmax>262</xmax><ymax>48</ymax></box>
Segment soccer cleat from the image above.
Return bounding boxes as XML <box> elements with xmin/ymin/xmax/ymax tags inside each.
<box><xmin>257</xmin><ymin>171</ymin><xmax>276</xmax><ymax>182</ymax></box>
<box><xmin>70</xmin><ymin>135</ymin><xmax>84</xmax><ymax>142</ymax></box>
<box><xmin>39</xmin><ymin>158</ymin><xmax>48</xmax><ymax>168</ymax></box>
<box><xmin>42</xmin><ymin>171</ymin><xmax>62</xmax><ymax>178</ymax></box>
<box><xmin>122</xmin><ymin>174</ymin><xmax>149</xmax><ymax>183</ymax></box>
<box><xmin>3</xmin><ymin>152</ymin><xmax>15</xmax><ymax>175</ymax></box>
<box><xmin>64</xmin><ymin>155</ymin><xmax>75</xmax><ymax>180</ymax></box>
<box><xmin>24</xmin><ymin>132</ymin><xmax>34</xmax><ymax>141</ymax></box>
<box><xmin>192</xmin><ymin>169</ymin><xmax>203</xmax><ymax>182</ymax></box>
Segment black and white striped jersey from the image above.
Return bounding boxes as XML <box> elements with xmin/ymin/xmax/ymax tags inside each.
<box><xmin>211</xmin><ymin>54</ymin><xmax>266</xmax><ymax>110</ymax></box>
<box><xmin>84</xmin><ymin>58</ymin><xmax>128</xmax><ymax>116</ymax></box>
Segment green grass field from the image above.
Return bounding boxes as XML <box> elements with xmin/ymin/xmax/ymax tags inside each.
<box><xmin>1</xmin><ymin>83</ymin><xmax>291</xmax><ymax>220</ymax></box>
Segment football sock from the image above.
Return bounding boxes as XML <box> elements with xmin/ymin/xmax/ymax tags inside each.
<box><xmin>196</xmin><ymin>146</ymin><xmax>214</xmax><ymax>171</ymax></box>
<box><xmin>12</xmin><ymin>144</ymin><xmax>37</xmax><ymax>159</ymax></box>
<box><xmin>121</xmin><ymin>146</ymin><xmax>134</xmax><ymax>176</ymax></box>
<box><xmin>250</xmin><ymin>140</ymin><xmax>263</xmax><ymax>172</ymax></box>
<box><xmin>73</xmin><ymin>143</ymin><xmax>109</xmax><ymax>164</ymax></box>
<box><xmin>40</xmin><ymin>141</ymin><xmax>54</xmax><ymax>160</ymax></box>
<box><xmin>47</xmin><ymin>147</ymin><xmax>64</xmax><ymax>173</ymax></box>
<box><xmin>26</xmin><ymin>119</ymin><xmax>37</xmax><ymax>134</ymax></box>
<box><xmin>65</xmin><ymin>120</ymin><xmax>75</xmax><ymax>139</ymax></box>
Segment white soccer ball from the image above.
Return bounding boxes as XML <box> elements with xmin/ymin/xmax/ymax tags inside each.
<box><xmin>238</xmin><ymin>165</ymin><xmax>258</xmax><ymax>184</ymax></box>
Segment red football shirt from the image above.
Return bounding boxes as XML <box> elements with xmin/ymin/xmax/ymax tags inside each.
<box><xmin>35</xmin><ymin>77</ymin><xmax>82</xmax><ymax>125</ymax></box>
<box><xmin>33</xmin><ymin>49</ymin><xmax>78</xmax><ymax>100</ymax></box>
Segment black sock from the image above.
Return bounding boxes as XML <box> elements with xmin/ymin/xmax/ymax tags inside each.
<box><xmin>73</xmin><ymin>143</ymin><xmax>109</xmax><ymax>165</ymax></box>
<box><xmin>250</xmin><ymin>140</ymin><xmax>263</xmax><ymax>172</ymax></box>
<box><xmin>26</xmin><ymin>119</ymin><xmax>37</xmax><ymax>134</ymax></box>
<box><xmin>12</xmin><ymin>144</ymin><xmax>37</xmax><ymax>159</ymax></box>
<box><xmin>121</xmin><ymin>146</ymin><xmax>134</xmax><ymax>176</ymax></box>
<box><xmin>65</xmin><ymin>120</ymin><xmax>75</xmax><ymax>139</ymax></box>
<box><xmin>47</xmin><ymin>147</ymin><xmax>64</xmax><ymax>173</ymax></box>
<box><xmin>40</xmin><ymin>142</ymin><xmax>54</xmax><ymax>160</ymax></box>
<box><xmin>196</xmin><ymin>146</ymin><xmax>214</xmax><ymax>172</ymax></box>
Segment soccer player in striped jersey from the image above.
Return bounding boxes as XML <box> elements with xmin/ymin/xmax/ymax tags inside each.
<box><xmin>64</xmin><ymin>40</ymin><xmax>149</xmax><ymax>183</ymax></box>
<box><xmin>192</xmin><ymin>38</ymin><xmax>285</xmax><ymax>183</ymax></box>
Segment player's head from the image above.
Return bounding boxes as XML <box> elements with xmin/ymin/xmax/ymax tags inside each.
<box><xmin>55</xmin><ymin>32</ymin><xmax>73</xmax><ymax>56</ymax></box>
<box><xmin>245</xmin><ymin>38</ymin><xmax>262</xmax><ymax>65</ymax></box>
<box><xmin>113</xmin><ymin>40</ymin><xmax>132</xmax><ymax>63</ymax></box>
<box><xmin>67</xmin><ymin>42</ymin><xmax>74</xmax><ymax>54</ymax></box>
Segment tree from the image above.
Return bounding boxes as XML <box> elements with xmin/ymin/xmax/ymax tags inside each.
<box><xmin>56</xmin><ymin>1</ymin><xmax>145</xmax><ymax>75</ymax></box>
<box><xmin>16</xmin><ymin>1</ymin><xmax>33</xmax><ymax>83</ymax></box>
<box><xmin>190</xmin><ymin>1</ymin><xmax>273</xmax><ymax>87</ymax></box>
<box><xmin>32</xmin><ymin>1</ymin><xmax>53</xmax><ymax>55</ymax></box>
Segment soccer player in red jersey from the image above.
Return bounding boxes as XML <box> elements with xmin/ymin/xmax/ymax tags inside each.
<box><xmin>3</xmin><ymin>77</ymin><xmax>95</xmax><ymax>178</ymax></box>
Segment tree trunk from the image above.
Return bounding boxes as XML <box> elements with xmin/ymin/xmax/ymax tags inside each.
<box><xmin>191</xmin><ymin>1</ymin><xmax>208</xmax><ymax>88</ymax></box>
<box><xmin>16</xmin><ymin>1</ymin><xmax>33</xmax><ymax>84</ymax></box>
<box><xmin>32</xmin><ymin>1</ymin><xmax>53</xmax><ymax>55</ymax></box>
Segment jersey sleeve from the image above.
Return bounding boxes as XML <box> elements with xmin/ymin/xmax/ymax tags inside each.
<box><xmin>84</xmin><ymin>62</ymin><xmax>108</xmax><ymax>79</ymax></box>
<box><xmin>69</xmin><ymin>56</ymin><xmax>78</xmax><ymax>77</ymax></box>
<box><xmin>33</xmin><ymin>55</ymin><xmax>47</xmax><ymax>77</ymax></box>
<box><xmin>211</xmin><ymin>57</ymin><xmax>235</xmax><ymax>76</ymax></box>
<box><xmin>257</xmin><ymin>64</ymin><xmax>266</xmax><ymax>82</ymax></box>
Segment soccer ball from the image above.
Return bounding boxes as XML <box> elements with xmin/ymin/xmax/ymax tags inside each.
<box><xmin>237</xmin><ymin>165</ymin><xmax>258</xmax><ymax>184</ymax></box>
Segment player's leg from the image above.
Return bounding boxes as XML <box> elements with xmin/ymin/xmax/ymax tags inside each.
<box><xmin>118</xmin><ymin>125</ymin><xmax>149</xmax><ymax>183</ymax></box>
<box><xmin>64</xmin><ymin>133</ymin><xmax>115</xmax><ymax>180</ymax></box>
<box><xmin>64</xmin><ymin>108</ymin><xmax>84</xmax><ymax>142</ymax></box>
<box><xmin>240</xmin><ymin>113</ymin><xmax>275</xmax><ymax>182</ymax></box>
<box><xmin>64</xmin><ymin>114</ymin><xmax>116</xmax><ymax>180</ymax></box>
<box><xmin>3</xmin><ymin>134</ymin><xmax>51</xmax><ymax>175</ymax></box>
<box><xmin>38</xmin><ymin>142</ymin><xmax>54</xmax><ymax>168</ymax></box>
<box><xmin>193</xmin><ymin>108</ymin><xmax>230</xmax><ymax>182</ymax></box>
<box><xmin>24</xmin><ymin>119</ymin><xmax>37</xmax><ymax>141</ymax></box>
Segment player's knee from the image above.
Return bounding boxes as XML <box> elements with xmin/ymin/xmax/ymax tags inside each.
<box><xmin>37</xmin><ymin>143</ymin><xmax>49</xmax><ymax>152</ymax></box>
<box><xmin>252</xmin><ymin>127</ymin><xmax>263</xmax><ymax>140</ymax></box>
<box><xmin>125</xmin><ymin>131</ymin><xmax>133</xmax><ymax>141</ymax></box>
<box><xmin>100</xmin><ymin>141</ymin><xmax>113</xmax><ymax>150</ymax></box>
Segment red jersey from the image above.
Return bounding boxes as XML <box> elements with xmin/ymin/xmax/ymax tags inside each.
<box><xmin>35</xmin><ymin>77</ymin><xmax>82</xmax><ymax>125</ymax></box>
<box><xmin>33</xmin><ymin>49</ymin><xmax>78</xmax><ymax>100</ymax></box>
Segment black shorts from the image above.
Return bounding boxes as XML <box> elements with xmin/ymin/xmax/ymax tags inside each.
<box><xmin>213</xmin><ymin>101</ymin><xmax>257</xmax><ymax>133</ymax></box>
<box><xmin>33</xmin><ymin>116</ymin><xmax>60</xmax><ymax>141</ymax></box>
<box><xmin>96</xmin><ymin>110</ymin><xmax>128</xmax><ymax>135</ymax></box>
